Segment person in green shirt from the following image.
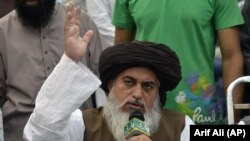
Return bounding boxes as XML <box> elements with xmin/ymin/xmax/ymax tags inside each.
<box><xmin>112</xmin><ymin>0</ymin><xmax>244</xmax><ymax>124</ymax></box>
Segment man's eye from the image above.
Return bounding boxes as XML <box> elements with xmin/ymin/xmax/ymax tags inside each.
<box><xmin>124</xmin><ymin>80</ymin><xmax>134</xmax><ymax>86</ymax></box>
<box><xmin>143</xmin><ymin>84</ymin><xmax>154</xmax><ymax>90</ymax></box>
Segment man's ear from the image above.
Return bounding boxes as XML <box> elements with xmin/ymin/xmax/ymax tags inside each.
<box><xmin>107</xmin><ymin>80</ymin><xmax>114</xmax><ymax>91</ymax></box>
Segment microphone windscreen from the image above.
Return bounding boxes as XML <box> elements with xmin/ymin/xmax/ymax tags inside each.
<box><xmin>124</xmin><ymin>111</ymin><xmax>150</xmax><ymax>139</ymax></box>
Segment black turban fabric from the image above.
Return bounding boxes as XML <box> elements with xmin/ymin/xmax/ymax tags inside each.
<box><xmin>99</xmin><ymin>41</ymin><xmax>182</xmax><ymax>106</ymax></box>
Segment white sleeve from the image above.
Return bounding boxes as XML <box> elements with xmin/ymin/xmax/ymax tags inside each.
<box><xmin>86</xmin><ymin>0</ymin><xmax>115</xmax><ymax>47</ymax></box>
<box><xmin>181</xmin><ymin>115</ymin><xmax>195</xmax><ymax>141</ymax></box>
<box><xmin>23</xmin><ymin>54</ymin><xmax>101</xmax><ymax>141</ymax></box>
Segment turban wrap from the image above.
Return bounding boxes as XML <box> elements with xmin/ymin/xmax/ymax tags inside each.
<box><xmin>99</xmin><ymin>41</ymin><xmax>181</xmax><ymax>106</ymax></box>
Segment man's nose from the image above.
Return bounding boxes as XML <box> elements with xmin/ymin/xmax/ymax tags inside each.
<box><xmin>132</xmin><ymin>84</ymin><xmax>143</xmax><ymax>99</ymax></box>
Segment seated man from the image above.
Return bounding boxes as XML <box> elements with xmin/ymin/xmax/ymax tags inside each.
<box><xmin>23</xmin><ymin>3</ymin><xmax>194</xmax><ymax>141</ymax></box>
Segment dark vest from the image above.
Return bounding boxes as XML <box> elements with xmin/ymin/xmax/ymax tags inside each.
<box><xmin>82</xmin><ymin>107</ymin><xmax>185</xmax><ymax>141</ymax></box>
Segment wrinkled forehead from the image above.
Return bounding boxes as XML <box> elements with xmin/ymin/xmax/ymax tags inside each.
<box><xmin>115</xmin><ymin>67</ymin><xmax>159</xmax><ymax>84</ymax></box>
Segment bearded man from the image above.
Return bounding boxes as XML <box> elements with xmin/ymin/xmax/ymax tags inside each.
<box><xmin>0</xmin><ymin>0</ymin><xmax>104</xmax><ymax>140</ymax></box>
<box><xmin>23</xmin><ymin>4</ymin><xmax>194</xmax><ymax>141</ymax></box>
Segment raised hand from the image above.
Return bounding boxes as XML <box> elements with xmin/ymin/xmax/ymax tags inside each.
<box><xmin>64</xmin><ymin>1</ymin><xmax>94</xmax><ymax>62</ymax></box>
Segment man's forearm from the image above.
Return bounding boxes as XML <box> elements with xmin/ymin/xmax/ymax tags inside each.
<box><xmin>24</xmin><ymin>54</ymin><xmax>101</xmax><ymax>141</ymax></box>
<box><xmin>222</xmin><ymin>50</ymin><xmax>244</xmax><ymax>103</ymax></box>
<box><xmin>114</xmin><ymin>27</ymin><xmax>135</xmax><ymax>45</ymax></box>
<box><xmin>222</xmin><ymin>53</ymin><xmax>243</xmax><ymax>123</ymax></box>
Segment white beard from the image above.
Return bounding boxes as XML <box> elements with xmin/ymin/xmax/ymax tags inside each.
<box><xmin>103</xmin><ymin>90</ymin><xmax>161</xmax><ymax>141</ymax></box>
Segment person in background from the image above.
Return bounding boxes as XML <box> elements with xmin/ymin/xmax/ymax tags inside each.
<box><xmin>240</xmin><ymin>0</ymin><xmax>250</xmax><ymax>117</ymax></box>
<box><xmin>23</xmin><ymin>4</ymin><xmax>194</xmax><ymax>140</ymax></box>
<box><xmin>0</xmin><ymin>1</ymin><xmax>15</xmax><ymax>139</ymax></box>
<box><xmin>86</xmin><ymin>0</ymin><xmax>115</xmax><ymax>48</ymax></box>
<box><xmin>58</xmin><ymin>0</ymin><xmax>115</xmax><ymax>47</ymax></box>
<box><xmin>112</xmin><ymin>0</ymin><xmax>244</xmax><ymax>124</ymax></box>
<box><xmin>86</xmin><ymin>0</ymin><xmax>116</xmax><ymax>106</ymax></box>
<box><xmin>0</xmin><ymin>0</ymin><xmax>104</xmax><ymax>140</ymax></box>
<box><xmin>238</xmin><ymin>0</ymin><xmax>245</xmax><ymax>9</ymax></box>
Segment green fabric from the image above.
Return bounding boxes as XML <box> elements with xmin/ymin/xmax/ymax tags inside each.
<box><xmin>112</xmin><ymin>0</ymin><xmax>244</xmax><ymax>124</ymax></box>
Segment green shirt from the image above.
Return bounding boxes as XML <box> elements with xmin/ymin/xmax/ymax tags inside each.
<box><xmin>112</xmin><ymin>0</ymin><xmax>244</xmax><ymax>124</ymax></box>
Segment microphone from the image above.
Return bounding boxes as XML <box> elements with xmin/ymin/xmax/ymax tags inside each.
<box><xmin>124</xmin><ymin>111</ymin><xmax>150</xmax><ymax>139</ymax></box>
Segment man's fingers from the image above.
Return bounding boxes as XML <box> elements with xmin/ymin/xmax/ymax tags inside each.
<box><xmin>66</xmin><ymin>12</ymin><xmax>73</xmax><ymax>26</ymax></box>
<box><xmin>66</xmin><ymin>1</ymin><xmax>73</xmax><ymax>14</ymax></box>
<box><xmin>82</xmin><ymin>30</ymin><xmax>94</xmax><ymax>44</ymax></box>
<box><xmin>65</xmin><ymin>3</ymin><xmax>73</xmax><ymax>29</ymax></box>
<box><xmin>75</xmin><ymin>6</ymin><xmax>81</xmax><ymax>26</ymax></box>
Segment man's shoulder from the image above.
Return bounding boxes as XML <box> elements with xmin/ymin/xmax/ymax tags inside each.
<box><xmin>82</xmin><ymin>107</ymin><xmax>103</xmax><ymax>116</ymax></box>
<box><xmin>82</xmin><ymin>107</ymin><xmax>105</xmax><ymax>126</ymax></box>
<box><xmin>159</xmin><ymin>109</ymin><xmax>186</xmax><ymax>130</ymax></box>
<box><xmin>0</xmin><ymin>10</ymin><xmax>17</xmax><ymax>28</ymax></box>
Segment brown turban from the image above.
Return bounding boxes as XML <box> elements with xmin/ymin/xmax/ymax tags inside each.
<box><xmin>99</xmin><ymin>41</ymin><xmax>181</xmax><ymax>106</ymax></box>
